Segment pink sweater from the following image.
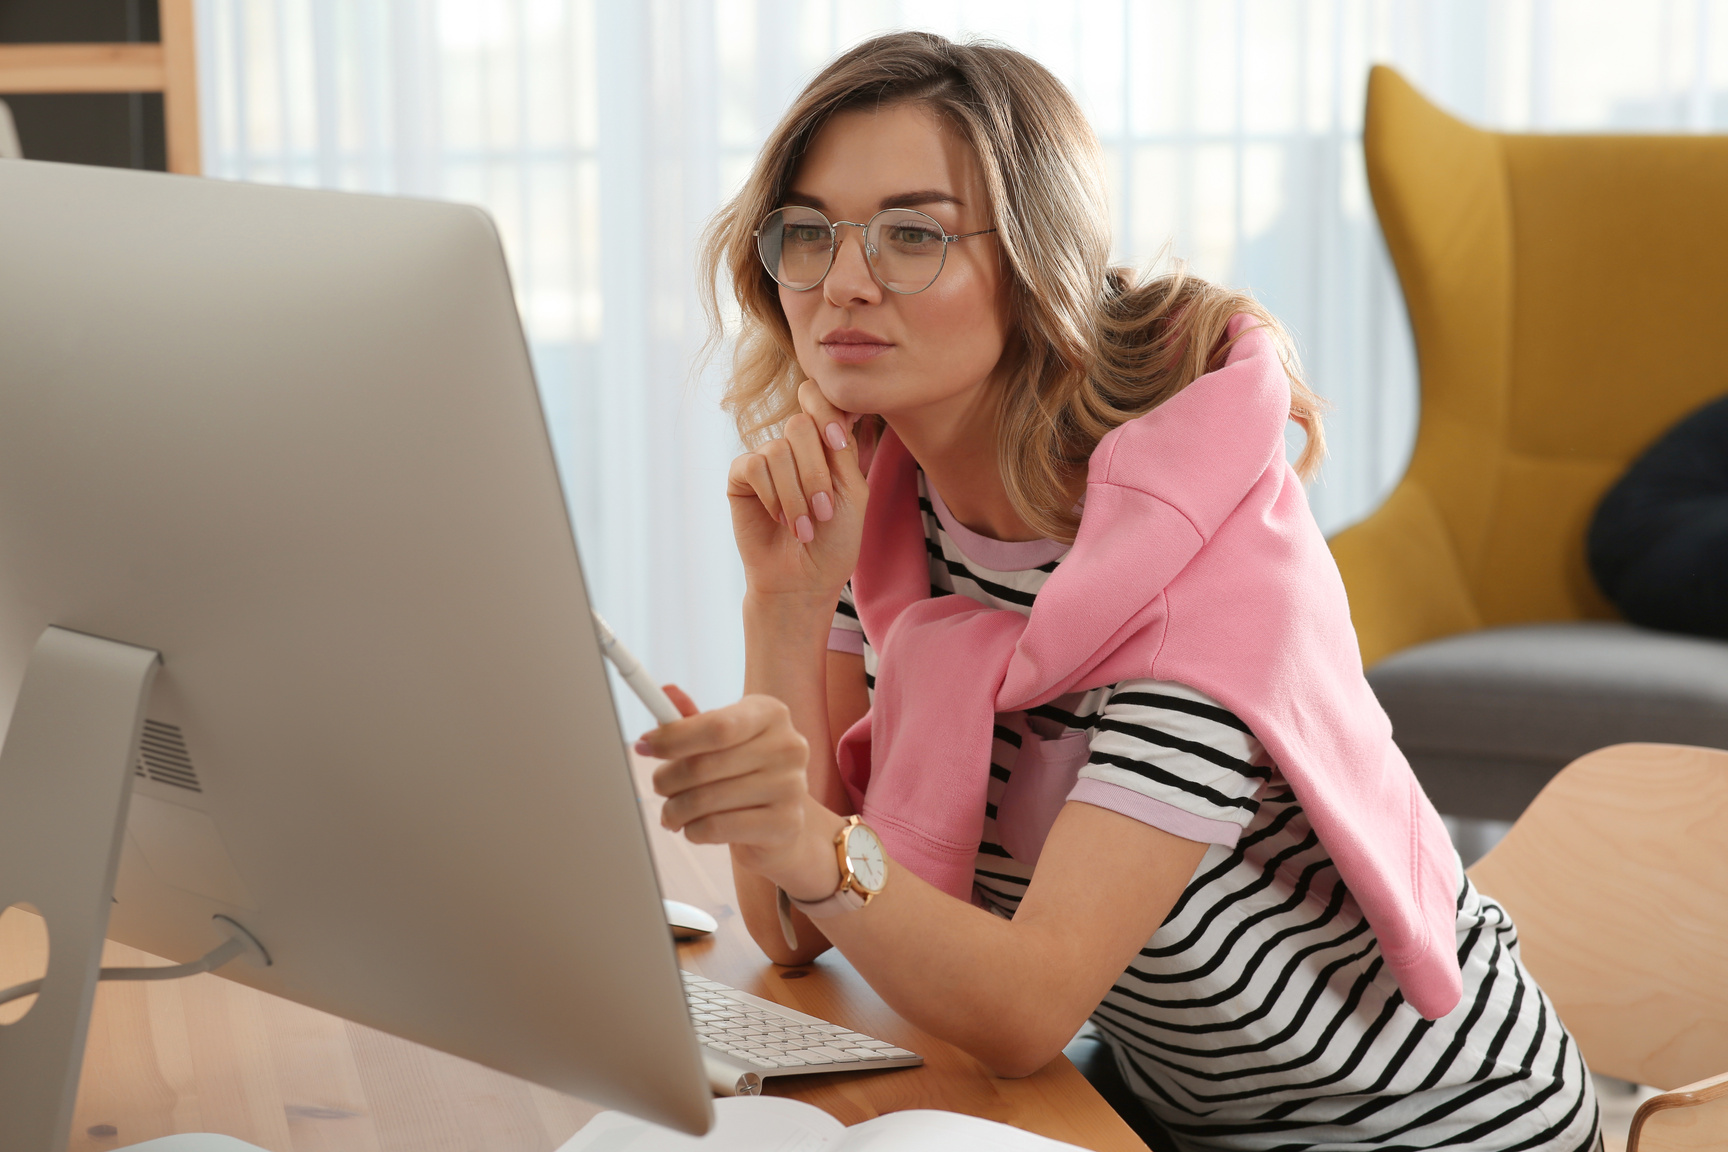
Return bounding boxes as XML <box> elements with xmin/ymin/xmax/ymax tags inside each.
<box><xmin>834</xmin><ymin>316</ymin><xmax>1463</xmax><ymax>1020</ymax></box>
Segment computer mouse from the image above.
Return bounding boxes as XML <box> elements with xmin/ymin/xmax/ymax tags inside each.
<box><xmin>663</xmin><ymin>898</ymin><xmax>717</xmax><ymax>940</ymax></box>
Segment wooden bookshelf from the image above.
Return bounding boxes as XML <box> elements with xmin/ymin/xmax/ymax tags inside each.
<box><xmin>0</xmin><ymin>0</ymin><xmax>199</xmax><ymax>174</ymax></box>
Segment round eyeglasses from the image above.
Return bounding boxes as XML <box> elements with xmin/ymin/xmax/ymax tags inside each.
<box><xmin>754</xmin><ymin>206</ymin><xmax>997</xmax><ymax>295</ymax></box>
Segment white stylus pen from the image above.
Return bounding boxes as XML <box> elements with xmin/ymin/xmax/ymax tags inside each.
<box><xmin>591</xmin><ymin>610</ymin><xmax>682</xmax><ymax>726</ymax></box>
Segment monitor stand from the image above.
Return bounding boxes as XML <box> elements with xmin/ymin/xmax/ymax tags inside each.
<box><xmin>0</xmin><ymin>627</ymin><xmax>162</xmax><ymax>1150</ymax></box>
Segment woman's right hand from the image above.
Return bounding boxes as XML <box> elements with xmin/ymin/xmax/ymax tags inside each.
<box><xmin>727</xmin><ymin>380</ymin><xmax>869</xmax><ymax>599</ymax></box>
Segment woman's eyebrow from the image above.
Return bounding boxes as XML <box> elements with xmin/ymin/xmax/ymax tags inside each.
<box><xmin>779</xmin><ymin>190</ymin><xmax>964</xmax><ymax>212</ymax></box>
<box><xmin>880</xmin><ymin>190</ymin><xmax>962</xmax><ymax>210</ymax></box>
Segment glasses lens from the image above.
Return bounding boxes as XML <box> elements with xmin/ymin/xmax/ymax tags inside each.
<box><xmin>867</xmin><ymin>209</ymin><xmax>946</xmax><ymax>293</ymax></box>
<box><xmin>758</xmin><ymin>207</ymin><xmax>832</xmax><ymax>290</ymax></box>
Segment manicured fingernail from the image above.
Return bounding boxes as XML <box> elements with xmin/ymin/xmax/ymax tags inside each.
<box><xmin>634</xmin><ymin>737</ymin><xmax>652</xmax><ymax>755</ymax></box>
<box><xmin>824</xmin><ymin>422</ymin><xmax>847</xmax><ymax>451</ymax></box>
<box><xmin>811</xmin><ymin>491</ymin><xmax>834</xmax><ymax>521</ymax></box>
<box><xmin>795</xmin><ymin>514</ymin><xmax>814</xmax><ymax>543</ymax></box>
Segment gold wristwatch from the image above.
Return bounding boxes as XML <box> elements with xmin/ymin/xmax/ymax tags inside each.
<box><xmin>775</xmin><ymin>815</ymin><xmax>887</xmax><ymax>950</ymax></box>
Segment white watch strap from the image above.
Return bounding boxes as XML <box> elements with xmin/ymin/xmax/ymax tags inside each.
<box><xmin>773</xmin><ymin>816</ymin><xmax>881</xmax><ymax>951</ymax></box>
<box><xmin>788</xmin><ymin>885</ymin><xmax>868</xmax><ymax>919</ymax></box>
<box><xmin>774</xmin><ymin>882</ymin><xmax>868</xmax><ymax>952</ymax></box>
<box><xmin>775</xmin><ymin>886</ymin><xmax>799</xmax><ymax>951</ymax></box>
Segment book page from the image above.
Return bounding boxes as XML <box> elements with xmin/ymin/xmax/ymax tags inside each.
<box><xmin>557</xmin><ymin>1096</ymin><xmax>842</xmax><ymax>1152</ymax></box>
<box><xmin>839</xmin><ymin>1109</ymin><xmax>1089</xmax><ymax>1151</ymax></box>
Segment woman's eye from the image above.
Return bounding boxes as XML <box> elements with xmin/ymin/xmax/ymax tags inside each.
<box><xmin>890</xmin><ymin>227</ymin><xmax>939</xmax><ymax>247</ymax></box>
<box><xmin>783</xmin><ymin>226</ymin><xmax>828</xmax><ymax>246</ymax></box>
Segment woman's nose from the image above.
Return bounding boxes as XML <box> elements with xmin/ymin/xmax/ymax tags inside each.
<box><xmin>823</xmin><ymin>224</ymin><xmax>880</xmax><ymax>307</ymax></box>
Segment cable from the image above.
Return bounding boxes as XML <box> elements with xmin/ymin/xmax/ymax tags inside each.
<box><xmin>0</xmin><ymin>917</ymin><xmax>266</xmax><ymax>1007</ymax></box>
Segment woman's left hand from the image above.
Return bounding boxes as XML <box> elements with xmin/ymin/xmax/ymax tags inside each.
<box><xmin>725</xmin><ymin>381</ymin><xmax>869</xmax><ymax>601</ymax></box>
<box><xmin>642</xmin><ymin>687</ymin><xmax>840</xmax><ymax>898</ymax></box>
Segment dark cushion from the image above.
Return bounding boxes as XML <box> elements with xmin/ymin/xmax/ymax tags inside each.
<box><xmin>1590</xmin><ymin>393</ymin><xmax>1728</xmax><ymax>638</ymax></box>
<box><xmin>1367</xmin><ymin>622</ymin><xmax>1728</xmax><ymax>820</ymax></box>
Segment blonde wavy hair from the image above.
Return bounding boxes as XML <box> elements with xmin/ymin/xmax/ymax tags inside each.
<box><xmin>700</xmin><ymin>31</ymin><xmax>1325</xmax><ymax>543</ymax></box>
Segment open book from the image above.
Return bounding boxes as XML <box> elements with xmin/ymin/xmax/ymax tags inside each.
<box><xmin>560</xmin><ymin>1095</ymin><xmax>1092</xmax><ymax>1152</ymax></box>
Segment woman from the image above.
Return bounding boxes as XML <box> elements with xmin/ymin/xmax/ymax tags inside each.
<box><xmin>642</xmin><ymin>31</ymin><xmax>1599</xmax><ymax>1152</ymax></box>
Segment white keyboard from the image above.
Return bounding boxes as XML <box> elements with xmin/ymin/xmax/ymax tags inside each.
<box><xmin>682</xmin><ymin>971</ymin><xmax>921</xmax><ymax>1078</ymax></box>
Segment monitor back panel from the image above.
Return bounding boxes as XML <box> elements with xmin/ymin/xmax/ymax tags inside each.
<box><xmin>0</xmin><ymin>159</ymin><xmax>710</xmax><ymax>1133</ymax></box>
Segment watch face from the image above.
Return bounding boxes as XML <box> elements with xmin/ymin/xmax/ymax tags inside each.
<box><xmin>844</xmin><ymin>823</ymin><xmax>888</xmax><ymax>894</ymax></box>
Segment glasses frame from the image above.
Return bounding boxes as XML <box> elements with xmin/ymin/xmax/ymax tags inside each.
<box><xmin>753</xmin><ymin>206</ymin><xmax>998</xmax><ymax>296</ymax></box>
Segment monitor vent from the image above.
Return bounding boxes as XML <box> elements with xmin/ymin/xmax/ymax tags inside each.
<box><xmin>134</xmin><ymin>719</ymin><xmax>201</xmax><ymax>792</ymax></box>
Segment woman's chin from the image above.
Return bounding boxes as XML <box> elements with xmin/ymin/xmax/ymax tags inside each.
<box><xmin>811</xmin><ymin>376</ymin><xmax>878</xmax><ymax>417</ymax></box>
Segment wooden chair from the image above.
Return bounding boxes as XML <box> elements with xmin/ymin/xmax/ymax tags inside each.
<box><xmin>1468</xmin><ymin>744</ymin><xmax>1728</xmax><ymax>1151</ymax></box>
<box><xmin>0</xmin><ymin>0</ymin><xmax>199</xmax><ymax>174</ymax></box>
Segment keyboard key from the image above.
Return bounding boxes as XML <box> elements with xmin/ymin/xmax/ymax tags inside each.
<box><xmin>881</xmin><ymin>1048</ymin><xmax>917</xmax><ymax>1059</ymax></box>
<box><xmin>846</xmin><ymin>1048</ymin><xmax>886</xmax><ymax>1060</ymax></box>
<box><xmin>799</xmin><ymin>1046</ymin><xmax>862</xmax><ymax>1063</ymax></box>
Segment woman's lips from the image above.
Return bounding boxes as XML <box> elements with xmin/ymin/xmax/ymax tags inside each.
<box><xmin>822</xmin><ymin>339</ymin><xmax>892</xmax><ymax>363</ymax></box>
<box><xmin>820</xmin><ymin>329</ymin><xmax>893</xmax><ymax>363</ymax></box>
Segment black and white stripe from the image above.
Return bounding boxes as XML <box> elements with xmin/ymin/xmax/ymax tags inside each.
<box><xmin>833</xmin><ymin>473</ymin><xmax>1598</xmax><ymax>1152</ymax></box>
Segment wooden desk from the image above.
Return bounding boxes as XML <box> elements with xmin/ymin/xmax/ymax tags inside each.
<box><xmin>42</xmin><ymin>755</ymin><xmax>1144</xmax><ymax>1151</ymax></box>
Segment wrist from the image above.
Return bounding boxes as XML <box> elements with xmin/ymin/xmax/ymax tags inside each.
<box><xmin>772</xmin><ymin>801</ymin><xmax>847</xmax><ymax>902</ymax></box>
<box><xmin>742</xmin><ymin>591</ymin><xmax>840</xmax><ymax>688</ymax></box>
<box><xmin>742</xmin><ymin>588</ymin><xmax>842</xmax><ymax>630</ymax></box>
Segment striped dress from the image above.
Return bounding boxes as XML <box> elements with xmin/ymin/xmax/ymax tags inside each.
<box><xmin>830</xmin><ymin>474</ymin><xmax>1599</xmax><ymax>1152</ymax></box>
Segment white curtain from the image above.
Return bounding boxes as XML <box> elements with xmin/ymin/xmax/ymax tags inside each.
<box><xmin>196</xmin><ymin>0</ymin><xmax>1728</xmax><ymax>729</ymax></box>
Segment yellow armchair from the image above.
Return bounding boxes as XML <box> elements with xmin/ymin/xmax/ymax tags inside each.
<box><xmin>1333</xmin><ymin>66</ymin><xmax>1728</xmax><ymax>669</ymax></box>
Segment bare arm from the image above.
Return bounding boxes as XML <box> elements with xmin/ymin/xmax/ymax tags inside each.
<box><xmin>726</xmin><ymin>593</ymin><xmax>850</xmax><ymax>967</ymax></box>
<box><xmin>736</xmin><ymin>644</ymin><xmax>872</xmax><ymax>964</ymax></box>
<box><xmin>771</xmin><ymin>650</ymin><xmax>1203</xmax><ymax>1071</ymax></box>
<box><xmin>816</xmin><ymin>801</ymin><xmax>1205</xmax><ymax>1076</ymax></box>
<box><xmin>710</xmin><ymin>378</ymin><xmax>876</xmax><ymax>966</ymax></box>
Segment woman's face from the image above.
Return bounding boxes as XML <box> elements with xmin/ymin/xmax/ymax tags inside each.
<box><xmin>777</xmin><ymin>103</ymin><xmax>1010</xmax><ymax>424</ymax></box>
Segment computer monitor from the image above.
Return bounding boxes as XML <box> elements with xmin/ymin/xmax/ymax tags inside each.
<box><xmin>0</xmin><ymin>159</ymin><xmax>712</xmax><ymax>1143</ymax></box>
